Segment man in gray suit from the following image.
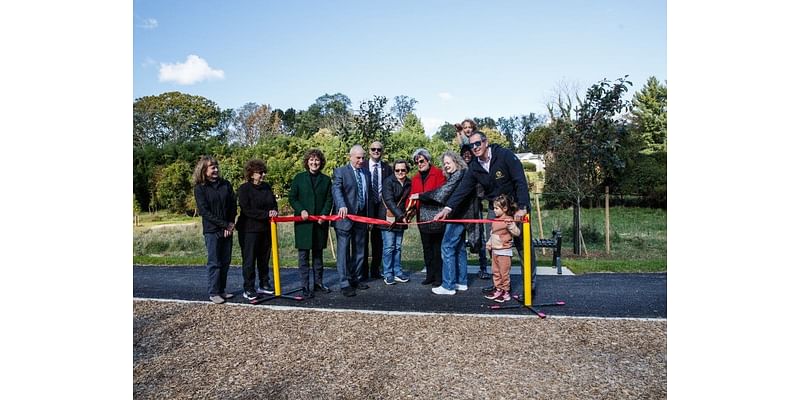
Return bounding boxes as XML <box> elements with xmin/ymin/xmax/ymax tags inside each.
<box><xmin>332</xmin><ymin>145</ymin><xmax>371</xmax><ymax>297</ymax></box>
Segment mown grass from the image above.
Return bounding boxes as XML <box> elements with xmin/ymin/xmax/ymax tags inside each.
<box><xmin>134</xmin><ymin>206</ymin><xmax>666</xmax><ymax>274</ymax></box>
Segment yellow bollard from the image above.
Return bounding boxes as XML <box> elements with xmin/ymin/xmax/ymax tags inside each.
<box><xmin>523</xmin><ymin>214</ymin><xmax>532</xmax><ymax>307</ymax></box>
<box><xmin>271</xmin><ymin>220</ymin><xmax>281</xmax><ymax>296</ymax></box>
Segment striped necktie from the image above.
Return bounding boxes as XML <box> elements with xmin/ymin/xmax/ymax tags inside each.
<box><xmin>371</xmin><ymin>164</ymin><xmax>380</xmax><ymax>204</ymax></box>
<box><xmin>353</xmin><ymin>167</ymin><xmax>364</xmax><ymax>211</ymax></box>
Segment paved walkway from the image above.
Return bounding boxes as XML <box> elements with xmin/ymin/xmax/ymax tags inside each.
<box><xmin>134</xmin><ymin>265</ymin><xmax>666</xmax><ymax>319</ymax></box>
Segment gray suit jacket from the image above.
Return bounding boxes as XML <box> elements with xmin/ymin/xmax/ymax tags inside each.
<box><xmin>332</xmin><ymin>164</ymin><xmax>370</xmax><ymax>231</ymax></box>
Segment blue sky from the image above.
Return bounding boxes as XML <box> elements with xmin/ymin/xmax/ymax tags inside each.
<box><xmin>133</xmin><ymin>0</ymin><xmax>665</xmax><ymax>135</ymax></box>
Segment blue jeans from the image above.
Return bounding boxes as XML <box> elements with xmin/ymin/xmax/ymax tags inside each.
<box><xmin>204</xmin><ymin>232</ymin><xmax>232</xmax><ymax>296</ymax></box>
<box><xmin>381</xmin><ymin>229</ymin><xmax>405</xmax><ymax>279</ymax></box>
<box><xmin>440</xmin><ymin>223</ymin><xmax>468</xmax><ymax>290</ymax></box>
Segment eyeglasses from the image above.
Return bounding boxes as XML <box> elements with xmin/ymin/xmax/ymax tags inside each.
<box><xmin>468</xmin><ymin>140</ymin><xmax>484</xmax><ymax>149</ymax></box>
<box><xmin>416</xmin><ymin>159</ymin><xmax>428</xmax><ymax>164</ymax></box>
<box><xmin>370</xmin><ymin>148</ymin><xmax>383</xmax><ymax>152</ymax></box>
<box><xmin>394</xmin><ymin>169</ymin><xmax>407</xmax><ymax>173</ymax></box>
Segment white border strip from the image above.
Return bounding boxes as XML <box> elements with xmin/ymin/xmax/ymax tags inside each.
<box><xmin>134</xmin><ymin>297</ymin><xmax>665</xmax><ymax>322</ymax></box>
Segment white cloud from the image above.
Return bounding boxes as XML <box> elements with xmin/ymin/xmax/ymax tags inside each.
<box><xmin>158</xmin><ymin>55</ymin><xmax>224</xmax><ymax>85</ymax></box>
<box><xmin>140</xmin><ymin>18</ymin><xmax>158</xmax><ymax>29</ymax></box>
<box><xmin>438</xmin><ymin>92</ymin><xmax>453</xmax><ymax>101</ymax></box>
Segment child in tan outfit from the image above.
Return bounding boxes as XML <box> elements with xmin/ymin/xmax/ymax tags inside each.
<box><xmin>484</xmin><ymin>194</ymin><xmax>521</xmax><ymax>303</ymax></box>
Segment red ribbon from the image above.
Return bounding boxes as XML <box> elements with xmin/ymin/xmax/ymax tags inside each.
<box><xmin>272</xmin><ymin>214</ymin><xmax>528</xmax><ymax>226</ymax></box>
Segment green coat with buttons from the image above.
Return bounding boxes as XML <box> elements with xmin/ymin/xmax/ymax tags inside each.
<box><xmin>288</xmin><ymin>171</ymin><xmax>333</xmax><ymax>249</ymax></box>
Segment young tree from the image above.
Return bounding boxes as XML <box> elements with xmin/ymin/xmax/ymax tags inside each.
<box><xmin>544</xmin><ymin>77</ymin><xmax>632</xmax><ymax>254</ymax></box>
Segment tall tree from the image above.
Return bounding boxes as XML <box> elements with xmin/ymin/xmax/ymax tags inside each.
<box><xmin>353</xmin><ymin>95</ymin><xmax>395</xmax><ymax>146</ymax></box>
<box><xmin>630</xmin><ymin>76</ymin><xmax>667</xmax><ymax>155</ymax></box>
<box><xmin>133</xmin><ymin>91</ymin><xmax>223</xmax><ymax>147</ymax></box>
<box><xmin>315</xmin><ymin>93</ymin><xmax>353</xmax><ymax>136</ymax></box>
<box><xmin>433</xmin><ymin>122</ymin><xmax>457</xmax><ymax>143</ymax></box>
<box><xmin>390</xmin><ymin>95</ymin><xmax>418</xmax><ymax>128</ymax></box>
<box><xmin>231</xmin><ymin>103</ymin><xmax>281</xmax><ymax>145</ymax></box>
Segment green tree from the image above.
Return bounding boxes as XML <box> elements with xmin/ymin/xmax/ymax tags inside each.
<box><xmin>353</xmin><ymin>95</ymin><xmax>395</xmax><ymax>146</ymax></box>
<box><xmin>544</xmin><ymin>77</ymin><xmax>632</xmax><ymax>254</ymax></box>
<box><xmin>390</xmin><ymin>95</ymin><xmax>418</xmax><ymax>128</ymax></box>
<box><xmin>155</xmin><ymin>160</ymin><xmax>192</xmax><ymax>213</ymax></box>
<box><xmin>133</xmin><ymin>91</ymin><xmax>223</xmax><ymax>147</ymax></box>
<box><xmin>433</xmin><ymin>122</ymin><xmax>457</xmax><ymax>143</ymax></box>
<box><xmin>630</xmin><ymin>76</ymin><xmax>667</xmax><ymax>155</ymax></box>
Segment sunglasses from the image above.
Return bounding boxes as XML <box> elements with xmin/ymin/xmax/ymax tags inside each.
<box><xmin>415</xmin><ymin>159</ymin><xmax>428</xmax><ymax>164</ymax></box>
<box><xmin>468</xmin><ymin>140</ymin><xmax>484</xmax><ymax>149</ymax></box>
<box><xmin>370</xmin><ymin>148</ymin><xmax>383</xmax><ymax>152</ymax></box>
<box><xmin>394</xmin><ymin>169</ymin><xmax>407</xmax><ymax>173</ymax></box>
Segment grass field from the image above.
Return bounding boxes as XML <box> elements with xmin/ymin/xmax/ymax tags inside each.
<box><xmin>134</xmin><ymin>206</ymin><xmax>665</xmax><ymax>274</ymax></box>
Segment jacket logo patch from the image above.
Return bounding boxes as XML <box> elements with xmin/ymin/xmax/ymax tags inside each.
<box><xmin>495</xmin><ymin>170</ymin><xmax>504</xmax><ymax>180</ymax></box>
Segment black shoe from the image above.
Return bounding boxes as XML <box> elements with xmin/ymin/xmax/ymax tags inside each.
<box><xmin>301</xmin><ymin>288</ymin><xmax>315</xmax><ymax>299</ymax></box>
<box><xmin>421</xmin><ymin>278</ymin><xmax>434</xmax><ymax>285</ymax></box>
<box><xmin>478</xmin><ymin>271</ymin><xmax>491</xmax><ymax>280</ymax></box>
<box><xmin>432</xmin><ymin>281</ymin><xmax>442</xmax><ymax>287</ymax></box>
<box><xmin>341</xmin><ymin>287</ymin><xmax>356</xmax><ymax>297</ymax></box>
<box><xmin>359</xmin><ymin>276</ymin><xmax>370</xmax><ymax>283</ymax></box>
<box><xmin>314</xmin><ymin>283</ymin><xmax>331</xmax><ymax>293</ymax></box>
<box><xmin>356</xmin><ymin>282</ymin><xmax>369</xmax><ymax>290</ymax></box>
<box><xmin>481</xmin><ymin>285</ymin><xmax>496</xmax><ymax>294</ymax></box>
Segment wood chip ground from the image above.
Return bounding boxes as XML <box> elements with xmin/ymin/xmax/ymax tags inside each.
<box><xmin>134</xmin><ymin>300</ymin><xmax>666</xmax><ymax>399</ymax></box>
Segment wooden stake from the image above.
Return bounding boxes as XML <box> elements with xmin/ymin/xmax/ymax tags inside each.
<box><xmin>605</xmin><ymin>186</ymin><xmax>611</xmax><ymax>255</ymax></box>
<box><xmin>328</xmin><ymin>226</ymin><xmax>336</xmax><ymax>262</ymax></box>
<box><xmin>533</xmin><ymin>182</ymin><xmax>546</xmax><ymax>256</ymax></box>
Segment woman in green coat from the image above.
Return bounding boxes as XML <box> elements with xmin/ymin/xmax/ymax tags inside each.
<box><xmin>288</xmin><ymin>149</ymin><xmax>334</xmax><ymax>298</ymax></box>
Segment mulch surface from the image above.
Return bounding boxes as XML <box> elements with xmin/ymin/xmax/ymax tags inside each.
<box><xmin>134</xmin><ymin>300</ymin><xmax>666</xmax><ymax>399</ymax></box>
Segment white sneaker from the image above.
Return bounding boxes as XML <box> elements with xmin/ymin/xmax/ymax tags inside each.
<box><xmin>257</xmin><ymin>286</ymin><xmax>274</xmax><ymax>295</ymax></box>
<box><xmin>432</xmin><ymin>286</ymin><xmax>456</xmax><ymax>295</ymax></box>
<box><xmin>209</xmin><ymin>295</ymin><xmax>225</xmax><ymax>304</ymax></box>
<box><xmin>455</xmin><ymin>284</ymin><xmax>468</xmax><ymax>291</ymax></box>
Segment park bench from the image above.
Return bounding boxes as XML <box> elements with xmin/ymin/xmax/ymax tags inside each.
<box><xmin>532</xmin><ymin>230</ymin><xmax>563</xmax><ymax>275</ymax></box>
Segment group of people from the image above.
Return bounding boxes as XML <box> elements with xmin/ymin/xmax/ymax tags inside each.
<box><xmin>192</xmin><ymin>119</ymin><xmax>533</xmax><ymax>305</ymax></box>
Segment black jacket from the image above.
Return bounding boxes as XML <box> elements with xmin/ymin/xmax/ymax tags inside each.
<box><xmin>419</xmin><ymin>169</ymin><xmax>469</xmax><ymax>219</ymax></box>
<box><xmin>379</xmin><ymin>175</ymin><xmax>411</xmax><ymax>231</ymax></box>
<box><xmin>235</xmin><ymin>181</ymin><xmax>278</xmax><ymax>233</ymax></box>
<box><xmin>194</xmin><ymin>178</ymin><xmax>237</xmax><ymax>234</ymax></box>
<box><xmin>446</xmin><ymin>144</ymin><xmax>531</xmax><ymax>212</ymax></box>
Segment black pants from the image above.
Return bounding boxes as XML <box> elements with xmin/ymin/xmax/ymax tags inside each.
<box><xmin>298</xmin><ymin>248</ymin><xmax>323</xmax><ymax>289</ymax></box>
<box><xmin>361</xmin><ymin>226</ymin><xmax>383</xmax><ymax>279</ymax></box>
<box><xmin>420</xmin><ymin>231</ymin><xmax>444</xmax><ymax>285</ymax></box>
<box><xmin>238</xmin><ymin>231</ymin><xmax>271</xmax><ymax>292</ymax></box>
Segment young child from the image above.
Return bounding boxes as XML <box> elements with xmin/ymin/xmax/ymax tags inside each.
<box><xmin>484</xmin><ymin>194</ymin><xmax>521</xmax><ymax>303</ymax></box>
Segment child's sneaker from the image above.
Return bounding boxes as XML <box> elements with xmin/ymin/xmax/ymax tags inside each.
<box><xmin>484</xmin><ymin>289</ymin><xmax>503</xmax><ymax>300</ymax></box>
<box><xmin>493</xmin><ymin>290</ymin><xmax>511</xmax><ymax>303</ymax></box>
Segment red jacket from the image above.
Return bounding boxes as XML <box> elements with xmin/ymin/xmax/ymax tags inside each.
<box><xmin>409</xmin><ymin>165</ymin><xmax>446</xmax><ymax>209</ymax></box>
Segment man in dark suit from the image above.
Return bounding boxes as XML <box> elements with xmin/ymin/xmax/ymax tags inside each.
<box><xmin>332</xmin><ymin>145</ymin><xmax>371</xmax><ymax>297</ymax></box>
<box><xmin>361</xmin><ymin>140</ymin><xmax>392</xmax><ymax>281</ymax></box>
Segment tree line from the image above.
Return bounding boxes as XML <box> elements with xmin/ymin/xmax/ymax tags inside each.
<box><xmin>133</xmin><ymin>76</ymin><xmax>666</xmax><ymax>215</ymax></box>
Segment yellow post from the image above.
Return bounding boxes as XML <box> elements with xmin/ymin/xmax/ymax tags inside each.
<box><xmin>271</xmin><ymin>220</ymin><xmax>281</xmax><ymax>296</ymax></box>
<box><xmin>523</xmin><ymin>214</ymin><xmax>532</xmax><ymax>307</ymax></box>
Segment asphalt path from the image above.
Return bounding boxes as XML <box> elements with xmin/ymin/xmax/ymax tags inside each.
<box><xmin>134</xmin><ymin>265</ymin><xmax>666</xmax><ymax>319</ymax></box>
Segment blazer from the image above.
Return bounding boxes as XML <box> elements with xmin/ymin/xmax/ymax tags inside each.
<box><xmin>332</xmin><ymin>163</ymin><xmax>371</xmax><ymax>231</ymax></box>
<box><xmin>362</xmin><ymin>159</ymin><xmax>392</xmax><ymax>217</ymax></box>
<box><xmin>288</xmin><ymin>171</ymin><xmax>333</xmax><ymax>249</ymax></box>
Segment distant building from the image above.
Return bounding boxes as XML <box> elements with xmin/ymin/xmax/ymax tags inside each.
<box><xmin>515</xmin><ymin>153</ymin><xmax>545</xmax><ymax>172</ymax></box>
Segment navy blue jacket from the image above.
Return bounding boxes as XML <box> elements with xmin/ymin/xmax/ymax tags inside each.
<box><xmin>445</xmin><ymin>144</ymin><xmax>531</xmax><ymax>212</ymax></box>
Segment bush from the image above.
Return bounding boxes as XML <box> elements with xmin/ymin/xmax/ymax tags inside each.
<box><xmin>522</xmin><ymin>162</ymin><xmax>537</xmax><ymax>172</ymax></box>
